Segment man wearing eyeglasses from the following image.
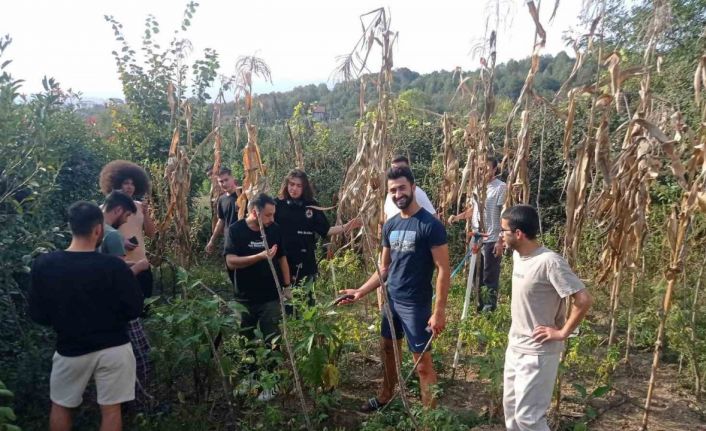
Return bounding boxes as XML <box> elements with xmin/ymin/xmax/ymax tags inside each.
<box><xmin>498</xmin><ymin>204</ymin><xmax>592</xmax><ymax>431</ymax></box>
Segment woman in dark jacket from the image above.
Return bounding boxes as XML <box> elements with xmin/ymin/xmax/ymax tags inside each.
<box><xmin>275</xmin><ymin>169</ymin><xmax>361</xmax><ymax>304</ymax></box>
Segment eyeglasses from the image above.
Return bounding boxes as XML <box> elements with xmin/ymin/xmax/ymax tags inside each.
<box><xmin>500</xmin><ymin>228</ymin><xmax>515</xmax><ymax>234</ymax></box>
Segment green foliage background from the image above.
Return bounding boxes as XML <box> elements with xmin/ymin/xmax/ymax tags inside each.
<box><xmin>2</xmin><ymin>0</ymin><xmax>706</xmax><ymax>429</ymax></box>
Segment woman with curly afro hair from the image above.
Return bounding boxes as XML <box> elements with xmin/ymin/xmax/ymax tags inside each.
<box><xmin>99</xmin><ymin>160</ymin><xmax>156</xmax><ymax>296</ymax></box>
<box><xmin>98</xmin><ymin>160</ymin><xmax>157</xmax><ymax>410</ymax></box>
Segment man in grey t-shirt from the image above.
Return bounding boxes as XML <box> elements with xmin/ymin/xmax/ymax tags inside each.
<box><xmin>498</xmin><ymin>205</ymin><xmax>592</xmax><ymax>431</ymax></box>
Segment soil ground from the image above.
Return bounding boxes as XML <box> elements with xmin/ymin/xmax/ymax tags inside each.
<box><xmin>321</xmin><ymin>348</ymin><xmax>706</xmax><ymax>430</ymax></box>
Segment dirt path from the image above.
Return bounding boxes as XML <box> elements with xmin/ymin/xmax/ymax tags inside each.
<box><xmin>328</xmin><ymin>349</ymin><xmax>705</xmax><ymax>430</ymax></box>
<box><xmin>586</xmin><ymin>351</ymin><xmax>705</xmax><ymax>431</ymax></box>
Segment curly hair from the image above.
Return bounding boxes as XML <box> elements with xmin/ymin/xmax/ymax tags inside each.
<box><xmin>99</xmin><ymin>160</ymin><xmax>151</xmax><ymax>197</ymax></box>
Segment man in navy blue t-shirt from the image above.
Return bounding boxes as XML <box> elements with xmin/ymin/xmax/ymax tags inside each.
<box><xmin>339</xmin><ymin>166</ymin><xmax>450</xmax><ymax>410</ymax></box>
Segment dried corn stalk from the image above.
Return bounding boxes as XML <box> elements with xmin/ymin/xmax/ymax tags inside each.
<box><xmin>694</xmin><ymin>55</ymin><xmax>706</xmax><ymax>107</ymax></box>
<box><xmin>159</xmin><ymin>124</ymin><xmax>192</xmax><ymax>267</ymax></box>
<box><xmin>208</xmin><ymin>90</ymin><xmax>225</xmax><ymax>231</ymax></box>
<box><xmin>439</xmin><ymin>114</ymin><xmax>459</xmax><ymax>218</ymax></box>
<box><xmin>237</xmin><ymin>124</ymin><xmax>268</xmax><ymax>218</ymax></box>
<box><xmin>456</xmin><ymin>24</ymin><xmax>496</xmax><ymax>233</ymax></box>
<box><xmin>594</xmin><ymin>95</ymin><xmax>613</xmax><ymax>188</ymax></box>
<box><xmin>559</xmin><ymin>1</ymin><xmax>611</xmax><ymax>265</ymax></box>
<box><xmin>335</xmin><ymin>8</ymin><xmax>397</xmax><ymax>250</ymax></box>
<box><xmin>591</xmin><ymin>124</ymin><xmax>659</xmax><ymax>346</ymax></box>
<box><xmin>286</xmin><ymin>121</ymin><xmax>305</xmax><ymax>170</ymax></box>
<box><xmin>642</xmin><ymin>36</ymin><xmax>706</xmax><ymax>431</ymax></box>
<box><xmin>507</xmin><ymin>110</ymin><xmax>532</xmax><ymax>204</ymax></box>
<box><xmin>553</xmin><ymin>14</ymin><xmax>601</xmax><ymax>103</ymax></box>
<box><xmin>589</xmin><ymin>47</ymin><xmax>654</xmax><ymax>347</ymax></box>
<box><xmin>233</xmin><ymin>56</ymin><xmax>272</xmax><ymax>217</ymax></box>
<box><xmin>502</xmin><ymin>0</ymin><xmax>545</xmax><ymax>207</ymax></box>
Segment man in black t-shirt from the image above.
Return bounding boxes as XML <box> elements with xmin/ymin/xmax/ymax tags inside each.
<box><xmin>29</xmin><ymin>201</ymin><xmax>143</xmax><ymax>431</ymax></box>
<box><xmin>339</xmin><ymin>166</ymin><xmax>450</xmax><ymax>411</ymax></box>
<box><xmin>205</xmin><ymin>167</ymin><xmax>241</xmax><ymax>254</ymax></box>
<box><xmin>224</xmin><ymin>193</ymin><xmax>290</xmax><ymax>341</ymax></box>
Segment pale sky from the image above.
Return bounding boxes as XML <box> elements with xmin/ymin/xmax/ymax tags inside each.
<box><xmin>2</xmin><ymin>0</ymin><xmax>586</xmax><ymax>99</ymax></box>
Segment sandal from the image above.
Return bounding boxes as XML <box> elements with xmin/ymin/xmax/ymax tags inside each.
<box><xmin>360</xmin><ymin>397</ymin><xmax>387</xmax><ymax>413</ymax></box>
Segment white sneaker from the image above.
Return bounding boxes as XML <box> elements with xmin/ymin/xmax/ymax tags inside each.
<box><xmin>257</xmin><ymin>387</ymin><xmax>277</xmax><ymax>402</ymax></box>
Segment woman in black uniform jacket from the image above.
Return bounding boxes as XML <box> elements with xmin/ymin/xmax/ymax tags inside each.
<box><xmin>275</xmin><ymin>169</ymin><xmax>361</xmax><ymax>305</ymax></box>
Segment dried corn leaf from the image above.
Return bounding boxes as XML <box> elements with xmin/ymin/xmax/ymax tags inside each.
<box><xmin>633</xmin><ymin>118</ymin><xmax>687</xmax><ymax>188</ymax></box>
<box><xmin>604</xmin><ymin>52</ymin><xmax>621</xmax><ymax>112</ymax></box>
<box><xmin>595</xmin><ymin>108</ymin><xmax>612</xmax><ymax>187</ymax></box>
<box><xmin>440</xmin><ymin>114</ymin><xmax>459</xmax><ymax>217</ymax></box>
<box><xmin>695</xmin><ymin>56</ymin><xmax>706</xmax><ymax>106</ymax></box>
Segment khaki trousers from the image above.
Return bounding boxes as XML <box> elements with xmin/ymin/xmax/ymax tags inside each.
<box><xmin>503</xmin><ymin>347</ymin><xmax>561</xmax><ymax>431</ymax></box>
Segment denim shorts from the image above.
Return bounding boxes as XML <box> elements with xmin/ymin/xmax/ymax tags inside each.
<box><xmin>380</xmin><ymin>298</ymin><xmax>433</xmax><ymax>353</ymax></box>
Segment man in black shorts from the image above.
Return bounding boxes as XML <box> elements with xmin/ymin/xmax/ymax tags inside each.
<box><xmin>339</xmin><ymin>166</ymin><xmax>450</xmax><ymax>410</ymax></box>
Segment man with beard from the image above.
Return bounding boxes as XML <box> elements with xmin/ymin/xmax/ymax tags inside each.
<box><xmin>224</xmin><ymin>193</ymin><xmax>290</xmax><ymax>401</ymax></box>
<box><xmin>499</xmin><ymin>205</ymin><xmax>592</xmax><ymax>431</ymax></box>
<box><xmin>225</xmin><ymin>193</ymin><xmax>290</xmax><ymax>338</ymax></box>
<box><xmin>100</xmin><ymin>191</ymin><xmax>152</xmax><ymax>409</ymax></box>
<box><xmin>99</xmin><ymin>160</ymin><xmax>156</xmax><ymax>298</ymax></box>
<box><xmin>100</xmin><ymin>191</ymin><xmax>150</xmax><ymax>275</ymax></box>
<box><xmin>384</xmin><ymin>155</ymin><xmax>436</xmax><ymax>220</ymax></box>
<box><xmin>206</xmin><ymin>167</ymin><xmax>241</xmax><ymax>254</ymax></box>
<box><xmin>339</xmin><ymin>166</ymin><xmax>450</xmax><ymax>410</ymax></box>
<box><xmin>274</xmin><ymin>168</ymin><xmax>361</xmax><ymax>306</ymax></box>
<box><xmin>29</xmin><ymin>201</ymin><xmax>143</xmax><ymax>431</ymax></box>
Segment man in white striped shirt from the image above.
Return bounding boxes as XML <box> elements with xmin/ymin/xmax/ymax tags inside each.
<box><xmin>450</xmin><ymin>157</ymin><xmax>506</xmax><ymax>311</ymax></box>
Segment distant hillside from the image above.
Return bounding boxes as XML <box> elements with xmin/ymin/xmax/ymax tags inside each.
<box><xmin>249</xmin><ymin>50</ymin><xmax>590</xmax><ymax>124</ymax></box>
<box><xmin>80</xmin><ymin>51</ymin><xmax>591</xmax><ymax>126</ymax></box>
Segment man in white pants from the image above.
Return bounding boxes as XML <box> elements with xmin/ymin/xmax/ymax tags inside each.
<box><xmin>498</xmin><ymin>204</ymin><xmax>592</xmax><ymax>431</ymax></box>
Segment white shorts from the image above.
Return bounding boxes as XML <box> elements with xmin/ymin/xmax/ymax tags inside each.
<box><xmin>50</xmin><ymin>343</ymin><xmax>136</xmax><ymax>408</ymax></box>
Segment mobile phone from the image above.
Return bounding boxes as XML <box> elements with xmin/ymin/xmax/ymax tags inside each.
<box><xmin>332</xmin><ymin>294</ymin><xmax>355</xmax><ymax>306</ymax></box>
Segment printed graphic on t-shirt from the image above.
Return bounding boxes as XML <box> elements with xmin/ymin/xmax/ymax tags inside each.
<box><xmin>390</xmin><ymin>230</ymin><xmax>416</xmax><ymax>253</ymax></box>
<box><xmin>248</xmin><ymin>240</ymin><xmax>264</xmax><ymax>250</ymax></box>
